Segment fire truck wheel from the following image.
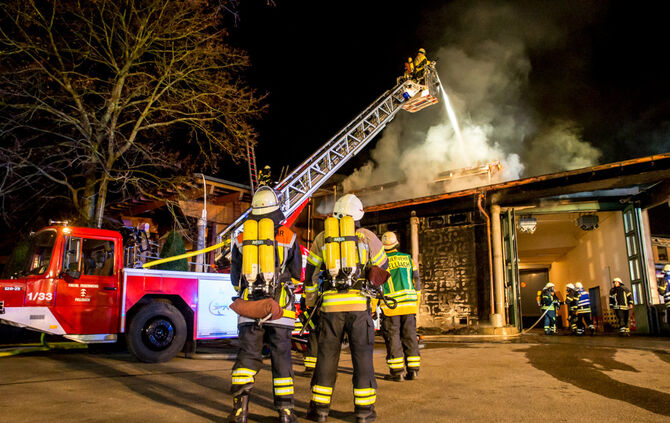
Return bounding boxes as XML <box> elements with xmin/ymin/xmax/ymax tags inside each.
<box><xmin>126</xmin><ymin>301</ymin><xmax>187</xmax><ymax>363</ymax></box>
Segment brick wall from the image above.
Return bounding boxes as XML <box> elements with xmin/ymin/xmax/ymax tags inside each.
<box><xmin>417</xmin><ymin>217</ymin><xmax>479</xmax><ymax>329</ymax></box>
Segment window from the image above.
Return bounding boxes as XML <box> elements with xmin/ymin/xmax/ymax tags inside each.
<box><xmin>63</xmin><ymin>237</ymin><xmax>115</xmax><ymax>277</ymax></box>
<box><xmin>82</xmin><ymin>239</ymin><xmax>115</xmax><ymax>276</ymax></box>
<box><xmin>658</xmin><ymin>246</ymin><xmax>668</xmax><ymax>262</ymax></box>
<box><xmin>22</xmin><ymin>230</ymin><xmax>57</xmax><ymax>276</ymax></box>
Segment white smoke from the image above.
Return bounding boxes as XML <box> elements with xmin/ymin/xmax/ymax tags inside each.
<box><xmin>341</xmin><ymin>1</ymin><xmax>602</xmax><ymax>206</ymax></box>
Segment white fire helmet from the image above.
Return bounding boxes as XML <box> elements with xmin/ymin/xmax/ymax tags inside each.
<box><xmin>251</xmin><ymin>186</ymin><xmax>280</xmax><ymax>215</ymax></box>
<box><xmin>382</xmin><ymin>231</ymin><xmax>399</xmax><ymax>250</ymax></box>
<box><xmin>575</xmin><ymin>282</ymin><xmax>583</xmax><ymax>289</ymax></box>
<box><xmin>333</xmin><ymin>194</ymin><xmax>364</xmax><ymax>221</ymax></box>
<box><xmin>613</xmin><ymin>277</ymin><xmax>622</xmax><ymax>286</ymax></box>
<box><xmin>544</xmin><ymin>282</ymin><xmax>555</xmax><ymax>290</ymax></box>
<box><xmin>566</xmin><ymin>283</ymin><xmax>575</xmax><ymax>290</ymax></box>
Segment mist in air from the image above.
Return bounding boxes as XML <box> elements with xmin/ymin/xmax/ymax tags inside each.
<box><xmin>341</xmin><ymin>1</ymin><xmax>602</xmax><ymax>207</ymax></box>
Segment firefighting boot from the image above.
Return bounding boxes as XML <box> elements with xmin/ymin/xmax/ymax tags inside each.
<box><xmin>589</xmin><ymin>325</ymin><xmax>595</xmax><ymax>336</ymax></box>
<box><xmin>404</xmin><ymin>369</ymin><xmax>419</xmax><ymax>380</ymax></box>
<box><xmin>383</xmin><ymin>373</ymin><xmax>403</xmax><ymax>382</ymax></box>
<box><xmin>278</xmin><ymin>408</ymin><xmax>298</xmax><ymax>423</ymax></box>
<box><xmin>356</xmin><ymin>407</ymin><xmax>377</xmax><ymax>423</ymax></box>
<box><xmin>305</xmin><ymin>402</ymin><xmax>328</xmax><ymax>422</ymax></box>
<box><xmin>227</xmin><ymin>393</ymin><xmax>249</xmax><ymax>423</ymax></box>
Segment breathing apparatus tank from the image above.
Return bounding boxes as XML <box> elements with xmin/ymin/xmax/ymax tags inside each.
<box><xmin>323</xmin><ymin>215</ymin><xmax>360</xmax><ymax>291</ymax></box>
<box><xmin>324</xmin><ymin>217</ymin><xmax>341</xmax><ymax>278</ymax></box>
<box><xmin>242</xmin><ymin>217</ymin><xmax>276</xmax><ymax>298</ymax></box>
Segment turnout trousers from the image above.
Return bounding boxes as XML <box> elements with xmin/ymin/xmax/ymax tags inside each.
<box><xmin>304</xmin><ymin>310</ymin><xmax>320</xmax><ymax>371</ymax></box>
<box><xmin>576</xmin><ymin>312</ymin><xmax>594</xmax><ymax>334</ymax></box>
<box><xmin>310</xmin><ymin>311</ymin><xmax>377</xmax><ymax>417</ymax></box>
<box><xmin>380</xmin><ymin>313</ymin><xmax>420</xmax><ymax>375</ymax></box>
<box><xmin>615</xmin><ymin>309</ymin><xmax>630</xmax><ymax>334</ymax></box>
<box><xmin>231</xmin><ymin>324</ymin><xmax>294</xmax><ymax>409</ymax></box>
<box><xmin>543</xmin><ymin>309</ymin><xmax>557</xmax><ymax>334</ymax></box>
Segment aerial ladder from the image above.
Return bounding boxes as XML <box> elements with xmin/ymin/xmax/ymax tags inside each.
<box><xmin>143</xmin><ymin>63</ymin><xmax>441</xmax><ymax>268</ymax></box>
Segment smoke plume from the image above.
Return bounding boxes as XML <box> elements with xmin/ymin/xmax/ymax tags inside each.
<box><xmin>341</xmin><ymin>1</ymin><xmax>602</xmax><ymax>206</ymax></box>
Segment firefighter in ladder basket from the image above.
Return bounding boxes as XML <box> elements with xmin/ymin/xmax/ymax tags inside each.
<box><xmin>227</xmin><ymin>186</ymin><xmax>303</xmax><ymax>423</ymax></box>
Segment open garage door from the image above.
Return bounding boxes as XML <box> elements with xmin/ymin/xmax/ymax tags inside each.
<box><xmin>502</xmin><ymin>209</ymin><xmax>522</xmax><ymax>330</ymax></box>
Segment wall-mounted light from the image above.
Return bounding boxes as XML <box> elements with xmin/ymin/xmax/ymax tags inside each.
<box><xmin>576</xmin><ymin>214</ymin><xmax>599</xmax><ymax>231</ymax></box>
<box><xmin>517</xmin><ymin>216</ymin><xmax>537</xmax><ymax>234</ymax></box>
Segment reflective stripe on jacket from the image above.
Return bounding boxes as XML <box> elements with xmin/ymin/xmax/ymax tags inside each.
<box><xmin>576</xmin><ymin>288</ymin><xmax>591</xmax><ymax>314</ymax></box>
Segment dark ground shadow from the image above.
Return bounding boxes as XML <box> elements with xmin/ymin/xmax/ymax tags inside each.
<box><xmin>519</xmin><ymin>344</ymin><xmax>670</xmax><ymax>417</ymax></box>
<box><xmin>38</xmin><ymin>351</ymin><xmax>308</xmax><ymax>422</ymax></box>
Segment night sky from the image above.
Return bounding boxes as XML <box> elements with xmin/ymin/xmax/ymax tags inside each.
<box><xmin>221</xmin><ymin>1</ymin><xmax>670</xmax><ymax>188</ymax></box>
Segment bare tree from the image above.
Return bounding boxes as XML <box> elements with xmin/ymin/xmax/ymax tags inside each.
<box><xmin>0</xmin><ymin>0</ymin><xmax>265</xmax><ymax>228</ymax></box>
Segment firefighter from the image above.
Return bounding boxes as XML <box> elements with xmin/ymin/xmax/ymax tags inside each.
<box><xmin>227</xmin><ymin>186</ymin><xmax>303</xmax><ymax>423</ymax></box>
<box><xmin>403</xmin><ymin>57</ymin><xmax>414</xmax><ymax>81</ymax></box>
<box><xmin>413</xmin><ymin>48</ymin><xmax>430</xmax><ymax>83</ymax></box>
<box><xmin>304</xmin><ymin>193</ymin><xmax>389</xmax><ymax>423</ymax></box>
<box><xmin>609</xmin><ymin>277</ymin><xmax>634</xmax><ymax>336</ymax></box>
<box><xmin>537</xmin><ymin>282</ymin><xmax>560</xmax><ymax>335</ymax></box>
<box><xmin>258</xmin><ymin>165</ymin><xmax>273</xmax><ymax>187</ymax></box>
<box><xmin>657</xmin><ymin>264</ymin><xmax>670</xmax><ymax>323</ymax></box>
<box><xmin>565</xmin><ymin>283</ymin><xmax>578</xmax><ymax>335</ymax></box>
<box><xmin>575</xmin><ymin>282</ymin><xmax>595</xmax><ymax>336</ymax></box>
<box><xmin>379</xmin><ymin>231</ymin><xmax>421</xmax><ymax>382</ymax></box>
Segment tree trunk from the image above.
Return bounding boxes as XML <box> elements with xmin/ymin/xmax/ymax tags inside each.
<box><xmin>94</xmin><ymin>176</ymin><xmax>110</xmax><ymax>229</ymax></box>
<box><xmin>81</xmin><ymin>173</ymin><xmax>98</xmax><ymax>226</ymax></box>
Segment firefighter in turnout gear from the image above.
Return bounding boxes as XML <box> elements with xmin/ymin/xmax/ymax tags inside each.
<box><xmin>609</xmin><ymin>277</ymin><xmax>634</xmax><ymax>336</ymax></box>
<box><xmin>227</xmin><ymin>186</ymin><xmax>303</xmax><ymax>423</ymax></box>
<box><xmin>413</xmin><ymin>48</ymin><xmax>430</xmax><ymax>83</ymax></box>
<box><xmin>379</xmin><ymin>231</ymin><xmax>421</xmax><ymax>382</ymax></box>
<box><xmin>575</xmin><ymin>282</ymin><xmax>595</xmax><ymax>335</ymax></box>
<box><xmin>537</xmin><ymin>283</ymin><xmax>560</xmax><ymax>335</ymax></box>
<box><xmin>304</xmin><ymin>194</ymin><xmax>389</xmax><ymax>423</ymax></box>
<box><xmin>565</xmin><ymin>283</ymin><xmax>579</xmax><ymax>334</ymax></box>
<box><xmin>658</xmin><ymin>264</ymin><xmax>670</xmax><ymax>323</ymax></box>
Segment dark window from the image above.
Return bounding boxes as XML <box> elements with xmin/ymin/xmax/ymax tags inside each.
<box><xmin>23</xmin><ymin>230</ymin><xmax>57</xmax><ymax>276</ymax></box>
<box><xmin>63</xmin><ymin>237</ymin><xmax>115</xmax><ymax>276</ymax></box>
<box><xmin>658</xmin><ymin>246</ymin><xmax>668</xmax><ymax>261</ymax></box>
<box><xmin>82</xmin><ymin>239</ymin><xmax>115</xmax><ymax>276</ymax></box>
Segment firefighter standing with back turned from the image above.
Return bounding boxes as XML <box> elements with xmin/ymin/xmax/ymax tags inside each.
<box><xmin>379</xmin><ymin>231</ymin><xmax>421</xmax><ymax>382</ymax></box>
<box><xmin>304</xmin><ymin>194</ymin><xmax>389</xmax><ymax>423</ymax></box>
<box><xmin>575</xmin><ymin>282</ymin><xmax>595</xmax><ymax>335</ymax></box>
<box><xmin>227</xmin><ymin>186</ymin><xmax>303</xmax><ymax>423</ymax></box>
<box><xmin>610</xmin><ymin>277</ymin><xmax>634</xmax><ymax>336</ymax></box>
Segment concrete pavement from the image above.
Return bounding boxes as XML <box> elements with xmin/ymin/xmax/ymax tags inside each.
<box><xmin>0</xmin><ymin>333</ymin><xmax>669</xmax><ymax>422</ymax></box>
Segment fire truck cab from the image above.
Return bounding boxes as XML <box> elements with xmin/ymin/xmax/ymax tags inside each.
<box><xmin>0</xmin><ymin>225</ymin><xmax>238</xmax><ymax>362</ymax></box>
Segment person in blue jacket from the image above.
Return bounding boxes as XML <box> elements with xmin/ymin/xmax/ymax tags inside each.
<box><xmin>575</xmin><ymin>282</ymin><xmax>595</xmax><ymax>336</ymax></box>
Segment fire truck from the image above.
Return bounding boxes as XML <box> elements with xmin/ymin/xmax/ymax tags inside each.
<box><xmin>0</xmin><ymin>65</ymin><xmax>441</xmax><ymax>362</ymax></box>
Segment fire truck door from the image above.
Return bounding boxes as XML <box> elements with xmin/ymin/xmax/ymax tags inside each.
<box><xmin>56</xmin><ymin>236</ymin><xmax>120</xmax><ymax>335</ymax></box>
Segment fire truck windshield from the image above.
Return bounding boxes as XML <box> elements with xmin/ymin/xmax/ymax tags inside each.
<box><xmin>20</xmin><ymin>229</ymin><xmax>57</xmax><ymax>277</ymax></box>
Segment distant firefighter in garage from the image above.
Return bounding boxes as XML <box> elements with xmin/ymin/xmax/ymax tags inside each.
<box><xmin>565</xmin><ymin>283</ymin><xmax>579</xmax><ymax>334</ymax></box>
<box><xmin>537</xmin><ymin>283</ymin><xmax>560</xmax><ymax>335</ymax></box>
<box><xmin>610</xmin><ymin>277</ymin><xmax>634</xmax><ymax>336</ymax></box>
<box><xmin>657</xmin><ymin>264</ymin><xmax>670</xmax><ymax>323</ymax></box>
<box><xmin>575</xmin><ymin>282</ymin><xmax>595</xmax><ymax>336</ymax></box>
<box><xmin>379</xmin><ymin>231</ymin><xmax>421</xmax><ymax>382</ymax></box>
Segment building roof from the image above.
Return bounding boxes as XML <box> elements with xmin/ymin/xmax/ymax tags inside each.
<box><xmin>363</xmin><ymin>153</ymin><xmax>670</xmax><ymax>219</ymax></box>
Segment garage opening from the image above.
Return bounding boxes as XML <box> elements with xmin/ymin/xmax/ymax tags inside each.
<box><xmin>515</xmin><ymin>212</ymin><xmax>629</xmax><ymax>331</ymax></box>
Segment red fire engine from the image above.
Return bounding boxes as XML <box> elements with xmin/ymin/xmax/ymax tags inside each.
<box><xmin>0</xmin><ymin>64</ymin><xmax>440</xmax><ymax>362</ymax></box>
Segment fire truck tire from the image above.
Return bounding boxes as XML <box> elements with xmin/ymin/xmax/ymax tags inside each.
<box><xmin>126</xmin><ymin>301</ymin><xmax>187</xmax><ymax>363</ymax></box>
